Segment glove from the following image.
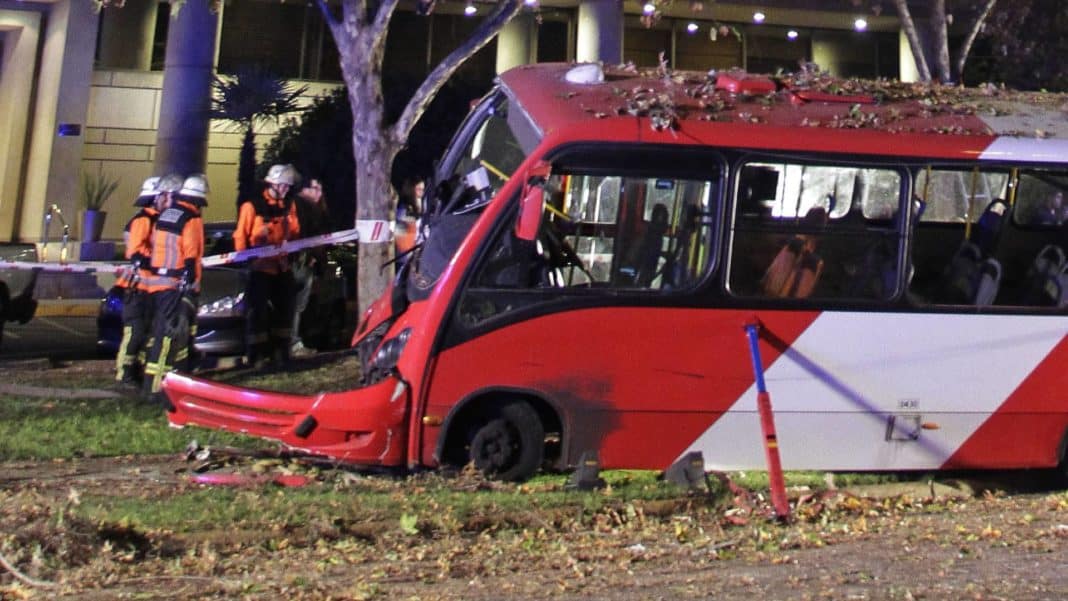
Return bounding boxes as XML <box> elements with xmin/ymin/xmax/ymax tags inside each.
<box><xmin>178</xmin><ymin>267</ymin><xmax>196</xmax><ymax>293</ymax></box>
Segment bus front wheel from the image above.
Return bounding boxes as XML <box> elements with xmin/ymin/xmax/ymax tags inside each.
<box><xmin>468</xmin><ymin>401</ymin><xmax>544</xmax><ymax>482</ymax></box>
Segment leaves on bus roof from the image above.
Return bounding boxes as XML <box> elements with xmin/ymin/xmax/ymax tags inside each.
<box><xmin>586</xmin><ymin>61</ymin><xmax>1068</xmax><ymax>138</ymax></box>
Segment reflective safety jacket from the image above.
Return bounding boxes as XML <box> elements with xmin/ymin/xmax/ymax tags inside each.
<box><xmin>233</xmin><ymin>190</ymin><xmax>300</xmax><ymax>274</ymax></box>
<box><xmin>119</xmin><ymin>206</ymin><xmax>159</xmax><ymax>291</ymax></box>
<box><xmin>144</xmin><ymin>200</ymin><xmax>204</xmax><ymax>293</ymax></box>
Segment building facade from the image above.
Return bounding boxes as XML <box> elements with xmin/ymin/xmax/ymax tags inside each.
<box><xmin>0</xmin><ymin>0</ymin><xmax>914</xmax><ymax>247</ymax></box>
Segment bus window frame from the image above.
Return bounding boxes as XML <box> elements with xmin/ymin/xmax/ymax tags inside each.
<box><xmin>725</xmin><ymin>152</ymin><xmax>911</xmax><ymax>303</ymax></box>
<box><xmin>447</xmin><ymin>144</ymin><xmax>728</xmax><ymax>335</ymax></box>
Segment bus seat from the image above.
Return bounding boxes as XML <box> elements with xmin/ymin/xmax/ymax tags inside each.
<box><xmin>973</xmin><ymin>258</ymin><xmax>1002</xmax><ymax>306</ymax></box>
<box><xmin>971</xmin><ymin>198</ymin><xmax>1010</xmax><ymax>255</ymax></box>
<box><xmin>761</xmin><ymin>236</ymin><xmax>824</xmax><ymax>298</ymax></box>
<box><xmin>1023</xmin><ymin>244</ymin><xmax>1067</xmax><ymax>306</ymax></box>
<box><xmin>937</xmin><ymin>199</ymin><xmax>1009</xmax><ymax>305</ymax></box>
<box><xmin>634</xmin><ymin>204</ymin><xmax>670</xmax><ymax>287</ymax></box>
<box><xmin>941</xmin><ymin>242</ymin><xmax>985</xmax><ymax>303</ymax></box>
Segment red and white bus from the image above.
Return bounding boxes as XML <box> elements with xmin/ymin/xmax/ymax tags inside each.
<box><xmin>163</xmin><ymin>63</ymin><xmax>1068</xmax><ymax>482</ymax></box>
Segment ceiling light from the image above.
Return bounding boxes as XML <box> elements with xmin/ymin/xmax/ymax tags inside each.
<box><xmin>753</xmin><ymin>11</ymin><xmax>765</xmax><ymax>23</ymax></box>
<box><xmin>464</xmin><ymin>2</ymin><xmax>476</xmax><ymax>15</ymax></box>
<box><xmin>786</xmin><ymin>29</ymin><xmax>799</xmax><ymax>40</ymax></box>
<box><xmin>854</xmin><ymin>18</ymin><xmax>868</xmax><ymax>31</ymax></box>
<box><xmin>686</xmin><ymin>22</ymin><xmax>698</xmax><ymax>34</ymax></box>
<box><xmin>642</xmin><ymin>3</ymin><xmax>656</xmax><ymax>15</ymax></box>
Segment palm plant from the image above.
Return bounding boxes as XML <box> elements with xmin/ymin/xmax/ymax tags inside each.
<box><xmin>81</xmin><ymin>167</ymin><xmax>120</xmax><ymax>211</ymax></box>
<box><xmin>210</xmin><ymin>65</ymin><xmax>308</xmax><ymax>206</ymax></box>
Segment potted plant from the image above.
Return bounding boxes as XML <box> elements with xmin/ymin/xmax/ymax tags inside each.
<box><xmin>80</xmin><ymin>168</ymin><xmax>120</xmax><ymax>242</ymax></box>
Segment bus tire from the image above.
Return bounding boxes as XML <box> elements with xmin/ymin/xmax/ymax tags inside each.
<box><xmin>468</xmin><ymin>401</ymin><xmax>544</xmax><ymax>482</ymax></box>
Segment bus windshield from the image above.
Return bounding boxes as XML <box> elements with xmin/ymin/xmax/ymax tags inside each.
<box><xmin>408</xmin><ymin>91</ymin><xmax>539</xmax><ymax>300</ymax></box>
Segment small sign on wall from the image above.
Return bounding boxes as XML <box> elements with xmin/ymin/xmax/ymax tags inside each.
<box><xmin>57</xmin><ymin>123</ymin><xmax>81</xmax><ymax>137</ymax></box>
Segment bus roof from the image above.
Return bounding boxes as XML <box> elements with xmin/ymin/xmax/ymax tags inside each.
<box><xmin>498</xmin><ymin>63</ymin><xmax>1068</xmax><ymax>164</ymax></box>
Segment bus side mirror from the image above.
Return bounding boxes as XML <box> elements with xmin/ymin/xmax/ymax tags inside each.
<box><xmin>515</xmin><ymin>161</ymin><xmax>551</xmax><ymax>242</ymax></box>
<box><xmin>515</xmin><ymin>184</ymin><xmax>544</xmax><ymax>242</ymax></box>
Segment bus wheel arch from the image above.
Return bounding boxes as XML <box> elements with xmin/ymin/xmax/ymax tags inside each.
<box><xmin>438</xmin><ymin>390</ymin><xmax>563</xmax><ymax>481</ymax></box>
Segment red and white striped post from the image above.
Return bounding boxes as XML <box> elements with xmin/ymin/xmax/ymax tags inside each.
<box><xmin>743</xmin><ymin>317</ymin><xmax>790</xmax><ymax>521</ymax></box>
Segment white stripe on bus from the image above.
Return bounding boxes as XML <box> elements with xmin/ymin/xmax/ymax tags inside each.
<box><xmin>979</xmin><ymin>137</ymin><xmax>1068</xmax><ymax>163</ymax></box>
<box><xmin>681</xmin><ymin>312</ymin><xmax>1068</xmax><ymax>471</ymax></box>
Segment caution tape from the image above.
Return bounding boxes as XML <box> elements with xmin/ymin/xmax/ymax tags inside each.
<box><xmin>201</xmin><ymin>227</ymin><xmax>361</xmax><ymax>267</ymax></box>
<box><xmin>0</xmin><ymin>227</ymin><xmax>363</xmax><ymax>275</ymax></box>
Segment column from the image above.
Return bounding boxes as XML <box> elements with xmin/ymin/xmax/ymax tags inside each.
<box><xmin>19</xmin><ymin>0</ymin><xmax>99</xmax><ymax>242</ymax></box>
<box><xmin>495</xmin><ymin>12</ymin><xmax>535</xmax><ymax>74</ymax></box>
<box><xmin>576</xmin><ymin>0</ymin><xmax>622</xmax><ymax>65</ymax></box>
<box><xmin>153</xmin><ymin>0</ymin><xmax>221</xmax><ymax>177</ymax></box>
<box><xmin>98</xmin><ymin>0</ymin><xmax>159</xmax><ymax>70</ymax></box>
<box><xmin>0</xmin><ymin>11</ymin><xmax>42</xmax><ymax>241</ymax></box>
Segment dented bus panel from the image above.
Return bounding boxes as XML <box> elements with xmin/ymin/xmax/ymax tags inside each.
<box><xmin>165</xmin><ymin>63</ymin><xmax>1068</xmax><ymax>482</ymax></box>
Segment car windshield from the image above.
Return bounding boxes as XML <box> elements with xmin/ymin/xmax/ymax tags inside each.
<box><xmin>200</xmin><ymin>267</ymin><xmax>245</xmax><ymax>299</ymax></box>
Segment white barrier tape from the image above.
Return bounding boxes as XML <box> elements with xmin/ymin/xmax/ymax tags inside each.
<box><xmin>0</xmin><ymin>227</ymin><xmax>362</xmax><ymax>275</ymax></box>
<box><xmin>0</xmin><ymin>260</ymin><xmax>124</xmax><ymax>274</ymax></box>
<box><xmin>356</xmin><ymin>220</ymin><xmax>393</xmax><ymax>243</ymax></box>
<box><xmin>201</xmin><ymin>227</ymin><xmax>360</xmax><ymax>267</ymax></box>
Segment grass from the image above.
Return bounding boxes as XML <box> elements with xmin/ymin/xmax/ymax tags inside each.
<box><xmin>0</xmin><ymin>390</ymin><xmax>263</xmax><ymax>461</ymax></box>
<box><xmin>0</xmin><ymin>394</ymin><xmax>191</xmax><ymax>460</ymax></box>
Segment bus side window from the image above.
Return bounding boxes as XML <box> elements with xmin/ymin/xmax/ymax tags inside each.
<box><xmin>909</xmin><ymin>167</ymin><xmax>1066</xmax><ymax>308</ymax></box>
<box><xmin>728</xmin><ymin>160</ymin><xmax>903</xmax><ymax>301</ymax></box>
<box><xmin>457</xmin><ymin>171</ymin><xmax>719</xmax><ymax>326</ymax></box>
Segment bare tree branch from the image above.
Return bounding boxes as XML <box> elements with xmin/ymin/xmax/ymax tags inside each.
<box><xmin>314</xmin><ymin>0</ymin><xmax>339</xmax><ymax>34</ymax></box>
<box><xmin>893</xmin><ymin>0</ymin><xmax>932</xmax><ymax>81</ymax></box>
<box><xmin>954</xmin><ymin>0</ymin><xmax>998</xmax><ymax>80</ymax></box>
<box><xmin>390</xmin><ymin>0</ymin><xmax>522</xmax><ymax>145</ymax></box>
<box><xmin>371</xmin><ymin>0</ymin><xmax>401</xmax><ymax>53</ymax></box>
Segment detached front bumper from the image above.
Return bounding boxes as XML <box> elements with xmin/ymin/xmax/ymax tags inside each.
<box><xmin>162</xmin><ymin>373</ymin><xmax>410</xmax><ymax>466</ymax></box>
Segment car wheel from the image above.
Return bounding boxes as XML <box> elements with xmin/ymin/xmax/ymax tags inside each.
<box><xmin>468</xmin><ymin>400</ymin><xmax>544</xmax><ymax>482</ymax></box>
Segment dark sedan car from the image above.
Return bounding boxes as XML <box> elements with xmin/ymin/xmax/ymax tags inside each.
<box><xmin>0</xmin><ymin>243</ymin><xmax>40</xmax><ymax>348</ymax></box>
<box><xmin>98</xmin><ymin>222</ymin><xmax>357</xmax><ymax>359</ymax></box>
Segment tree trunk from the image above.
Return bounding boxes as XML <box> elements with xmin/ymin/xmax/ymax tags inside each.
<box><xmin>238</xmin><ymin>126</ymin><xmax>257</xmax><ymax>207</ymax></box>
<box><xmin>893</xmin><ymin>0</ymin><xmax>932</xmax><ymax>81</ymax></box>
<box><xmin>930</xmin><ymin>0</ymin><xmax>952</xmax><ymax>82</ymax></box>
<box><xmin>316</xmin><ymin>0</ymin><xmax>519</xmax><ymax>315</ymax></box>
<box><xmin>341</xmin><ymin>40</ymin><xmax>399</xmax><ymax>315</ymax></box>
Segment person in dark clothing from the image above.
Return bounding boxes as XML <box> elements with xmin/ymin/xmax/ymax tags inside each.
<box><xmin>290</xmin><ymin>177</ymin><xmax>331</xmax><ymax>356</ymax></box>
<box><xmin>234</xmin><ymin>164</ymin><xmax>301</xmax><ymax>367</ymax></box>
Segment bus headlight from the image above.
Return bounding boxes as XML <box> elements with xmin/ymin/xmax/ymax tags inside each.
<box><xmin>372</xmin><ymin>328</ymin><xmax>411</xmax><ymax>371</ymax></box>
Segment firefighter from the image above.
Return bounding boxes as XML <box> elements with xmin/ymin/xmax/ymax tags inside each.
<box><xmin>142</xmin><ymin>174</ymin><xmax>207</xmax><ymax>405</ymax></box>
<box><xmin>234</xmin><ymin>163</ymin><xmax>301</xmax><ymax>367</ymax></box>
<box><xmin>115</xmin><ymin>174</ymin><xmax>183</xmax><ymax>386</ymax></box>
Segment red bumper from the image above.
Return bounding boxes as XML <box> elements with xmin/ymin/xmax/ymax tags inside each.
<box><xmin>162</xmin><ymin>373</ymin><xmax>410</xmax><ymax>466</ymax></box>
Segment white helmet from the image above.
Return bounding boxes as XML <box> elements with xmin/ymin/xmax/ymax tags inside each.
<box><xmin>264</xmin><ymin>164</ymin><xmax>299</xmax><ymax>186</ymax></box>
<box><xmin>138</xmin><ymin>176</ymin><xmax>160</xmax><ymax>199</ymax></box>
<box><xmin>157</xmin><ymin>173</ymin><xmax>184</xmax><ymax>194</ymax></box>
<box><xmin>179</xmin><ymin>173</ymin><xmax>210</xmax><ymax>203</ymax></box>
